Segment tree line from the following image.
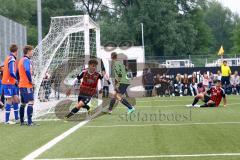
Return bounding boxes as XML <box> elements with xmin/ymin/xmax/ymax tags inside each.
<box><xmin>0</xmin><ymin>0</ymin><xmax>239</xmax><ymax>56</ymax></box>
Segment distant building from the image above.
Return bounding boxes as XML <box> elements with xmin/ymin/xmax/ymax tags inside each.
<box><xmin>162</xmin><ymin>59</ymin><xmax>194</xmax><ymax>68</ymax></box>
<box><xmin>100</xmin><ymin>46</ymin><xmax>145</xmax><ymax>77</ymax></box>
<box><xmin>0</xmin><ymin>15</ymin><xmax>27</xmax><ymax>63</ymax></box>
<box><xmin>205</xmin><ymin>58</ymin><xmax>240</xmax><ymax>67</ymax></box>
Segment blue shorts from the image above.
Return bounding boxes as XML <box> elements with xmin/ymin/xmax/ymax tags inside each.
<box><xmin>0</xmin><ymin>85</ymin><xmax>2</xmax><ymax>95</ymax></box>
<box><xmin>20</xmin><ymin>88</ymin><xmax>34</xmax><ymax>104</ymax></box>
<box><xmin>2</xmin><ymin>84</ymin><xmax>19</xmax><ymax>98</ymax></box>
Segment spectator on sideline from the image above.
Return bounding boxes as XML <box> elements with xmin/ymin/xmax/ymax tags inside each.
<box><xmin>154</xmin><ymin>74</ymin><xmax>161</xmax><ymax>96</ymax></box>
<box><xmin>231</xmin><ymin>71</ymin><xmax>240</xmax><ymax>95</ymax></box>
<box><xmin>209</xmin><ymin>72</ymin><xmax>214</xmax><ymax>88</ymax></box>
<box><xmin>159</xmin><ymin>74</ymin><xmax>170</xmax><ymax>96</ymax></box>
<box><xmin>125</xmin><ymin>67</ymin><xmax>133</xmax><ymax>97</ymax></box>
<box><xmin>43</xmin><ymin>72</ymin><xmax>51</xmax><ymax>101</ymax></box>
<box><xmin>144</xmin><ymin>68</ymin><xmax>154</xmax><ymax>97</ymax></box>
<box><xmin>215</xmin><ymin>70</ymin><xmax>222</xmax><ymax>81</ymax></box>
<box><xmin>182</xmin><ymin>73</ymin><xmax>190</xmax><ymax>96</ymax></box>
<box><xmin>189</xmin><ymin>73</ymin><xmax>198</xmax><ymax>96</ymax></box>
<box><xmin>202</xmin><ymin>73</ymin><xmax>209</xmax><ymax>90</ymax></box>
<box><xmin>126</xmin><ymin>68</ymin><xmax>134</xmax><ymax>80</ymax></box>
<box><xmin>174</xmin><ymin>74</ymin><xmax>183</xmax><ymax>96</ymax></box>
<box><xmin>102</xmin><ymin>70</ymin><xmax>111</xmax><ymax>98</ymax></box>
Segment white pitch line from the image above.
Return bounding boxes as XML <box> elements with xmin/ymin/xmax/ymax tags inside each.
<box><xmin>22</xmin><ymin>120</ymin><xmax>90</xmax><ymax>160</ymax></box>
<box><xmin>137</xmin><ymin>99</ymin><xmax>187</xmax><ymax>102</ymax></box>
<box><xmin>36</xmin><ymin>153</ymin><xmax>240</xmax><ymax>160</ymax></box>
<box><xmin>123</xmin><ymin>102</ymin><xmax>240</xmax><ymax>108</ymax></box>
<box><xmin>34</xmin><ymin>119</ymin><xmax>61</xmax><ymax>122</ymax></box>
<box><xmin>84</xmin><ymin>121</ymin><xmax>240</xmax><ymax>128</ymax></box>
<box><xmin>136</xmin><ymin>97</ymin><xmax>240</xmax><ymax>103</ymax></box>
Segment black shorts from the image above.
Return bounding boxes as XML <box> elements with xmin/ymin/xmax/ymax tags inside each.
<box><xmin>221</xmin><ymin>76</ymin><xmax>230</xmax><ymax>85</ymax></box>
<box><xmin>203</xmin><ymin>95</ymin><xmax>216</xmax><ymax>107</ymax></box>
<box><xmin>116</xmin><ymin>83</ymin><xmax>129</xmax><ymax>95</ymax></box>
<box><xmin>78</xmin><ymin>95</ymin><xmax>91</xmax><ymax>105</ymax></box>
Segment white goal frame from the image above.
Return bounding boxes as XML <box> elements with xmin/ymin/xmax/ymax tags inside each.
<box><xmin>32</xmin><ymin>15</ymin><xmax>101</xmax><ymax>119</ymax></box>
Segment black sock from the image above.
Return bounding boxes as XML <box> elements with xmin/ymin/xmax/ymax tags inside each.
<box><xmin>66</xmin><ymin>107</ymin><xmax>79</xmax><ymax>118</ymax></box>
<box><xmin>83</xmin><ymin>105</ymin><xmax>90</xmax><ymax>111</ymax></box>
<box><xmin>192</xmin><ymin>97</ymin><xmax>199</xmax><ymax>106</ymax></box>
<box><xmin>200</xmin><ymin>103</ymin><xmax>208</xmax><ymax>107</ymax></box>
<box><xmin>109</xmin><ymin>98</ymin><xmax>116</xmax><ymax>110</ymax></box>
<box><xmin>20</xmin><ymin>104</ymin><xmax>25</xmax><ymax>123</ymax></box>
<box><xmin>121</xmin><ymin>98</ymin><xmax>132</xmax><ymax>109</ymax></box>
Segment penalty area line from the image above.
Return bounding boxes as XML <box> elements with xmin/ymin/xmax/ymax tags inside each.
<box><xmin>36</xmin><ymin>153</ymin><xmax>240</xmax><ymax>160</ymax></box>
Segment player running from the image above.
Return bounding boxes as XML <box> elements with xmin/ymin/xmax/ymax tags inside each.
<box><xmin>2</xmin><ymin>44</ymin><xmax>20</xmax><ymax>124</ymax></box>
<box><xmin>108</xmin><ymin>52</ymin><xmax>135</xmax><ymax>114</ymax></box>
<box><xmin>18</xmin><ymin>45</ymin><xmax>36</xmax><ymax>126</ymax></box>
<box><xmin>65</xmin><ymin>59</ymin><xmax>103</xmax><ymax>119</ymax></box>
<box><xmin>188</xmin><ymin>80</ymin><xmax>227</xmax><ymax>108</ymax></box>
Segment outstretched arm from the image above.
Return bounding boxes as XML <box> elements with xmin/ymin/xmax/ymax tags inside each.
<box><xmin>66</xmin><ymin>72</ymin><xmax>84</xmax><ymax>97</ymax></box>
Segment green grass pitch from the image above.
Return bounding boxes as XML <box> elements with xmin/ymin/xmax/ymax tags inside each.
<box><xmin>1</xmin><ymin>96</ymin><xmax>240</xmax><ymax>160</ymax></box>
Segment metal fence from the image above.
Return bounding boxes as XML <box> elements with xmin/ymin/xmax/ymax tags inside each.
<box><xmin>0</xmin><ymin>15</ymin><xmax>27</xmax><ymax>63</ymax></box>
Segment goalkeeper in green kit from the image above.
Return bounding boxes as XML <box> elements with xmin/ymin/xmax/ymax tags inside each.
<box><xmin>108</xmin><ymin>52</ymin><xmax>135</xmax><ymax>114</ymax></box>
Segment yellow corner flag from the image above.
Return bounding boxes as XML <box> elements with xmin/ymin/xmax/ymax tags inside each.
<box><xmin>218</xmin><ymin>45</ymin><xmax>224</xmax><ymax>56</ymax></box>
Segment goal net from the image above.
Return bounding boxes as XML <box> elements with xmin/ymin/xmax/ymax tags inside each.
<box><xmin>32</xmin><ymin>15</ymin><xmax>104</xmax><ymax>121</ymax></box>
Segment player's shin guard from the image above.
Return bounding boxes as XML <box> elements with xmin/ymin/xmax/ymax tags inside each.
<box><xmin>66</xmin><ymin>107</ymin><xmax>79</xmax><ymax>118</ymax></box>
<box><xmin>121</xmin><ymin>98</ymin><xmax>132</xmax><ymax>109</ymax></box>
<box><xmin>27</xmin><ymin>104</ymin><xmax>33</xmax><ymax>125</ymax></box>
<box><xmin>13</xmin><ymin>103</ymin><xmax>19</xmax><ymax>120</ymax></box>
<box><xmin>192</xmin><ymin>97</ymin><xmax>199</xmax><ymax>106</ymax></box>
<box><xmin>109</xmin><ymin>98</ymin><xmax>116</xmax><ymax>110</ymax></box>
<box><xmin>5</xmin><ymin>103</ymin><xmax>11</xmax><ymax>123</ymax></box>
<box><xmin>20</xmin><ymin>104</ymin><xmax>26</xmax><ymax>123</ymax></box>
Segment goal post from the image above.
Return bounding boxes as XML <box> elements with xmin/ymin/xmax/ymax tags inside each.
<box><xmin>32</xmin><ymin>15</ymin><xmax>103</xmax><ymax>121</ymax></box>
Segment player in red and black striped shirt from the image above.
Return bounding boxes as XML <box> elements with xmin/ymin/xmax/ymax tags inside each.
<box><xmin>65</xmin><ymin>59</ymin><xmax>104</xmax><ymax>119</ymax></box>
<box><xmin>191</xmin><ymin>80</ymin><xmax>227</xmax><ymax>107</ymax></box>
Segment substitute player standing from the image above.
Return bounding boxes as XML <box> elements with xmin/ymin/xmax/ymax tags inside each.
<box><xmin>2</xmin><ymin>44</ymin><xmax>20</xmax><ymax>124</ymax></box>
<box><xmin>18</xmin><ymin>45</ymin><xmax>36</xmax><ymax>126</ymax></box>
<box><xmin>65</xmin><ymin>59</ymin><xmax>103</xmax><ymax>119</ymax></box>
<box><xmin>108</xmin><ymin>52</ymin><xmax>135</xmax><ymax>114</ymax></box>
<box><xmin>189</xmin><ymin>80</ymin><xmax>227</xmax><ymax>107</ymax></box>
